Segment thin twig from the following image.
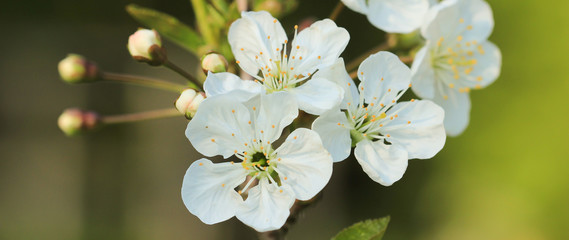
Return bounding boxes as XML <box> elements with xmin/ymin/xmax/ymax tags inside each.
<box><xmin>164</xmin><ymin>60</ymin><xmax>203</xmax><ymax>91</ymax></box>
<box><xmin>101</xmin><ymin>72</ymin><xmax>186</xmax><ymax>93</ymax></box>
<box><xmin>329</xmin><ymin>1</ymin><xmax>345</xmax><ymax>21</ymax></box>
<box><xmin>100</xmin><ymin>108</ymin><xmax>182</xmax><ymax>124</ymax></box>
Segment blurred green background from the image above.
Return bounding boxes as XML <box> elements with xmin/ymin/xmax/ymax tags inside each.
<box><xmin>1</xmin><ymin>0</ymin><xmax>567</xmax><ymax>239</ymax></box>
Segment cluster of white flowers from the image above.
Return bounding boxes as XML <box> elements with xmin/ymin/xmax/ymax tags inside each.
<box><xmin>181</xmin><ymin>0</ymin><xmax>500</xmax><ymax>232</ymax></box>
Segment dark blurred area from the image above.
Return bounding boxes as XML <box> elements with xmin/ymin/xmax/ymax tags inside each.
<box><xmin>1</xmin><ymin>0</ymin><xmax>568</xmax><ymax>239</ymax></box>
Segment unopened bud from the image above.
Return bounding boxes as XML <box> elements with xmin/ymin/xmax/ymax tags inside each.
<box><xmin>128</xmin><ymin>29</ymin><xmax>166</xmax><ymax>66</ymax></box>
<box><xmin>58</xmin><ymin>54</ymin><xmax>99</xmax><ymax>83</ymax></box>
<box><xmin>175</xmin><ymin>89</ymin><xmax>206</xmax><ymax>119</ymax></box>
<box><xmin>57</xmin><ymin>108</ymin><xmax>100</xmax><ymax>136</ymax></box>
<box><xmin>201</xmin><ymin>52</ymin><xmax>228</xmax><ymax>74</ymax></box>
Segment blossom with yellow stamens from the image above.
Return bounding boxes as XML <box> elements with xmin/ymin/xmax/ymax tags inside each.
<box><xmin>410</xmin><ymin>0</ymin><xmax>502</xmax><ymax>136</ymax></box>
<box><xmin>313</xmin><ymin>52</ymin><xmax>445</xmax><ymax>186</ymax></box>
<box><xmin>182</xmin><ymin>92</ymin><xmax>332</xmax><ymax>232</ymax></box>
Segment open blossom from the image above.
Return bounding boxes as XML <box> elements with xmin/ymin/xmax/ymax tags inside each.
<box><xmin>341</xmin><ymin>0</ymin><xmax>429</xmax><ymax>33</ymax></box>
<box><xmin>183</xmin><ymin>92</ymin><xmax>332</xmax><ymax>231</ymax></box>
<box><xmin>410</xmin><ymin>0</ymin><xmax>502</xmax><ymax>136</ymax></box>
<box><xmin>312</xmin><ymin>52</ymin><xmax>445</xmax><ymax>186</ymax></box>
<box><xmin>204</xmin><ymin>11</ymin><xmax>348</xmax><ymax>115</ymax></box>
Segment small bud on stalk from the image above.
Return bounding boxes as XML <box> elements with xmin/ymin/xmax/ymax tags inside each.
<box><xmin>58</xmin><ymin>108</ymin><xmax>100</xmax><ymax>136</ymax></box>
<box><xmin>175</xmin><ymin>88</ymin><xmax>206</xmax><ymax>119</ymax></box>
<box><xmin>58</xmin><ymin>54</ymin><xmax>99</xmax><ymax>83</ymax></box>
<box><xmin>128</xmin><ymin>29</ymin><xmax>166</xmax><ymax>66</ymax></box>
<box><xmin>201</xmin><ymin>52</ymin><xmax>228</xmax><ymax>74</ymax></box>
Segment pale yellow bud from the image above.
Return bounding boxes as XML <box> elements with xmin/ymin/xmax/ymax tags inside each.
<box><xmin>175</xmin><ymin>89</ymin><xmax>206</xmax><ymax>119</ymax></box>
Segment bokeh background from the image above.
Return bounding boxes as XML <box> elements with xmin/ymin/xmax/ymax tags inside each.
<box><xmin>1</xmin><ymin>0</ymin><xmax>568</xmax><ymax>239</ymax></box>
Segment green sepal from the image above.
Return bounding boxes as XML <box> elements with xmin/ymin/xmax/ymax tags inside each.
<box><xmin>332</xmin><ymin>216</ymin><xmax>390</xmax><ymax>240</ymax></box>
<box><xmin>126</xmin><ymin>4</ymin><xmax>205</xmax><ymax>55</ymax></box>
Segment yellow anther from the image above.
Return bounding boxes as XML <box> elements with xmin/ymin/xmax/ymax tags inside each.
<box><xmin>272</xmin><ymin>125</ymin><xmax>275</xmax><ymax>128</ymax></box>
<box><xmin>276</xmin><ymin>48</ymin><xmax>279</xmax><ymax>52</ymax></box>
<box><xmin>411</xmin><ymin>99</ymin><xmax>415</xmax><ymax>102</ymax></box>
<box><xmin>260</xmin><ymin>130</ymin><xmax>264</xmax><ymax>133</ymax></box>
<box><xmin>407</xmin><ymin>121</ymin><xmax>411</xmax><ymax>124</ymax></box>
<box><xmin>294</xmin><ymin>136</ymin><xmax>297</xmax><ymax>140</ymax></box>
<box><xmin>284</xmin><ymin>177</ymin><xmax>288</xmax><ymax>180</ymax></box>
<box><xmin>381</xmin><ymin>77</ymin><xmax>384</xmax><ymax>81</ymax></box>
<box><xmin>318</xmin><ymin>56</ymin><xmax>321</xmax><ymax>59</ymax></box>
<box><xmin>279</xmin><ymin>189</ymin><xmax>283</xmax><ymax>193</ymax></box>
<box><xmin>240</xmin><ymin>48</ymin><xmax>244</xmax><ymax>51</ymax></box>
<box><xmin>467</xmin><ymin>25</ymin><xmax>473</xmax><ymax>30</ymax></box>
<box><xmin>244</xmin><ymin>143</ymin><xmax>248</xmax><ymax>146</ymax></box>
<box><xmin>337</xmin><ymin>123</ymin><xmax>341</xmax><ymax>126</ymax></box>
<box><xmin>222</xmin><ymin>184</ymin><xmax>225</xmax><ymax>187</ymax></box>
<box><xmin>232</xmin><ymin>133</ymin><xmax>235</xmax><ymax>136</ymax></box>
<box><xmin>443</xmin><ymin>95</ymin><xmax>449</xmax><ymax>100</ymax></box>
<box><xmin>296</xmin><ymin>45</ymin><xmax>300</xmax><ymax>49</ymax></box>
<box><xmin>457</xmin><ymin>35</ymin><xmax>463</xmax><ymax>41</ymax></box>
<box><xmin>388</xmin><ymin>88</ymin><xmax>391</xmax><ymax>92</ymax></box>
<box><xmin>475</xmin><ymin>84</ymin><xmax>482</xmax><ymax>89</ymax></box>
<box><xmin>267</xmin><ymin>36</ymin><xmax>271</xmax><ymax>39</ymax></box>
<box><xmin>199</xmin><ymin>162</ymin><xmax>203</xmax><ymax>166</ymax></box>
<box><xmin>299</xmin><ymin>56</ymin><xmax>303</xmax><ymax>60</ymax></box>
<box><xmin>386</xmin><ymin>134</ymin><xmax>391</xmax><ymax>137</ymax></box>
<box><xmin>252</xmin><ymin>106</ymin><xmax>256</xmax><ymax>110</ymax></box>
<box><xmin>454</xmin><ymin>74</ymin><xmax>460</xmax><ymax>80</ymax></box>
<box><xmin>211</xmin><ymin>139</ymin><xmax>215</xmax><ymax>142</ymax></box>
<box><xmin>232</xmin><ymin>109</ymin><xmax>235</xmax><ymax>113</ymax></box>
<box><xmin>459</xmin><ymin>18</ymin><xmax>465</xmax><ymax>23</ymax></box>
<box><xmin>294</xmin><ymin>25</ymin><xmax>298</xmax><ymax>29</ymax></box>
<box><xmin>448</xmin><ymin>58</ymin><xmax>454</xmax><ymax>64</ymax></box>
<box><xmin>449</xmin><ymin>83</ymin><xmax>455</xmax><ymax>88</ymax></box>
<box><xmin>476</xmin><ymin>76</ymin><xmax>483</xmax><ymax>81</ymax></box>
<box><xmin>379</xmin><ymin>124</ymin><xmax>383</xmax><ymax>127</ymax></box>
<box><xmin>238</xmin><ymin>190</ymin><xmax>242</xmax><ymax>194</ymax></box>
<box><xmin>278</xmin><ymin>158</ymin><xmax>282</xmax><ymax>161</ymax></box>
<box><xmin>236</xmin><ymin>61</ymin><xmax>240</xmax><ymax>64</ymax></box>
<box><xmin>248</xmin><ymin>121</ymin><xmax>252</xmax><ymax>124</ymax></box>
<box><xmin>370</xmin><ymin>103</ymin><xmax>375</xmax><ymax>107</ymax></box>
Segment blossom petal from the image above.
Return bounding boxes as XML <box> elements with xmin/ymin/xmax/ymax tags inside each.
<box><xmin>228</xmin><ymin>11</ymin><xmax>288</xmax><ymax>77</ymax></box>
<box><xmin>433</xmin><ymin>84</ymin><xmax>471</xmax><ymax>137</ymax></box>
<box><xmin>255</xmin><ymin>92</ymin><xmax>298</xmax><ymax>143</ymax></box>
<box><xmin>275</xmin><ymin>128</ymin><xmax>333</xmax><ymax>200</ymax></box>
<box><xmin>236</xmin><ymin>178</ymin><xmax>295</xmax><ymax>232</ymax></box>
<box><xmin>290</xmin><ymin>19</ymin><xmax>349</xmax><ymax>76</ymax></box>
<box><xmin>181</xmin><ymin>159</ymin><xmax>248</xmax><ymax>225</ymax></box>
<box><xmin>462</xmin><ymin>41</ymin><xmax>502</xmax><ymax>89</ymax></box>
<box><xmin>422</xmin><ymin>0</ymin><xmax>494</xmax><ymax>42</ymax></box>
<box><xmin>359</xmin><ymin>51</ymin><xmax>411</xmax><ymax>104</ymax></box>
<box><xmin>312</xmin><ymin>110</ymin><xmax>353</xmax><ymax>162</ymax></box>
<box><xmin>341</xmin><ymin>0</ymin><xmax>368</xmax><ymax>14</ymax></box>
<box><xmin>186</xmin><ymin>94</ymin><xmax>253</xmax><ymax>158</ymax></box>
<box><xmin>313</xmin><ymin>58</ymin><xmax>359</xmax><ymax>109</ymax></box>
<box><xmin>381</xmin><ymin>100</ymin><xmax>446</xmax><ymax>159</ymax></box>
<box><xmin>410</xmin><ymin>46</ymin><xmax>436</xmax><ymax>99</ymax></box>
<box><xmin>289</xmin><ymin>77</ymin><xmax>344</xmax><ymax>115</ymax></box>
<box><xmin>366</xmin><ymin>0</ymin><xmax>429</xmax><ymax>33</ymax></box>
<box><xmin>204</xmin><ymin>72</ymin><xmax>263</xmax><ymax>100</ymax></box>
<box><xmin>354</xmin><ymin>139</ymin><xmax>408</xmax><ymax>186</ymax></box>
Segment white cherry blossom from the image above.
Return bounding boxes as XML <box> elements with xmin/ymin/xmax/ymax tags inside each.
<box><xmin>182</xmin><ymin>92</ymin><xmax>333</xmax><ymax>232</ymax></box>
<box><xmin>411</xmin><ymin>0</ymin><xmax>502</xmax><ymax>136</ymax></box>
<box><xmin>312</xmin><ymin>52</ymin><xmax>445</xmax><ymax>186</ymax></box>
<box><xmin>205</xmin><ymin>11</ymin><xmax>348</xmax><ymax>115</ymax></box>
<box><xmin>341</xmin><ymin>0</ymin><xmax>429</xmax><ymax>33</ymax></box>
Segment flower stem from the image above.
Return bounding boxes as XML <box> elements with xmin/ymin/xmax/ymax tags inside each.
<box><xmin>329</xmin><ymin>1</ymin><xmax>345</xmax><ymax>21</ymax></box>
<box><xmin>190</xmin><ymin>0</ymin><xmax>218</xmax><ymax>46</ymax></box>
<box><xmin>236</xmin><ymin>0</ymin><xmax>248</xmax><ymax>12</ymax></box>
<box><xmin>163</xmin><ymin>60</ymin><xmax>203</xmax><ymax>91</ymax></box>
<box><xmin>345</xmin><ymin>34</ymin><xmax>398</xmax><ymax>71</ymax></box>
<box><xmin>100</xmin><ymin>108</ymin><xmax>182</xmax><ymax>125</ymax></box>
<box><xmin>100</xmin><ymin>72</ymin><xmax>186</xmax><ymax>93</ymax></box>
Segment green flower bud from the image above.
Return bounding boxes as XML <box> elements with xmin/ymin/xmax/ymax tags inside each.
<box><xmin>57</xmin><ymin>108</ymin><xmax>100</xmax><ymax>136</ymax></box>
<box><xmin>201</xmin><ymin>52</ymin><xmax>228</xmax><ymax>74</ymax></box>
<box><xmin>58</xmin><ymin>54</ymin><xmax>99</xmax><ymax>83</ymax></box>
<box><xmin>175</xmin><ymin>89</ymin><xmax>206</xmax><ymax>119</ymax></box>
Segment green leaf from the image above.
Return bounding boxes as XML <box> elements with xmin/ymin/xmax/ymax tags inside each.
<box><xmin>126</xmin><ymin>4</ymin><xmax>204</xmax><ymax>55</ymax></box>
<box><xmin>332</xmin><ymin>216</ymin><xmax>390</xmax><ymax>240</ymax></box>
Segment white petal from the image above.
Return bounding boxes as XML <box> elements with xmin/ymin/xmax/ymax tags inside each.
<box><xmin>275</xmin><ymin>128</ymin><xmax>333</xmax><ymax>200</ymax></box>
<box><xmin>358</xmin><ymin>51</ymin><xmax>411</xmax><ymax>104</ymax></box>
<box><xmin>236</xmin><ymin>178</ymin><xmax>295</xmax><ymax>232</ymax></box>
<box><xmin>422</xmin><ymin>0</ymin><xmax>494</xmax><ymax>42</ymax></box>
<box><xmin>290</xmin><ymin>77</ymin><xmax>344</xmax><ymax>115</ymax></box>
<box><xmin>313</xmin><ymin>58</ymin><xmax>359</xmax><ymax>109</ymax></box>
<box><xmin>341</xmin><ymin>0</ymin><xmax>368</xmax><ymax>14</ymax></box>
<box><xmin>228</xmin><ymin>11</ymin><xmax>288</xmax><ymax>77</ymax></box>
<box><xmin>381</xmin><ymin>100</ymin><xmax>446</xmax><ymax>159</ymax></box>
<box><xmin>462</xmin><ymin>41</ymin><xmax>502</xmax><ymax>89</ymax></box>
<box><xmin>366</xmin><ymin>0</ymin><xmax>429</xmax><ymax>33</ymax></box>
<box><xmin>186</xmin><ymin>94</ymin><xmax>253</xmax><ymax>158</ymax></box>
<box><xmin>181</xmin><ymin>159</ymin><xmax>248</xmax><ymax>225</ymax></box>
<box><xmin>254</xmin><ymin>92</ymin><xmax>298</xmax><ymax>143</ymax></box>
<box><xmin>433</xmin><ymin>84</ymin><xmax>471</xmax><ymax>137</ymax></box>
<box><xmin>204</xmin><ymin>72</ymin><xmax>263</xmax><ymax>100</ymax></box>
<box><xmin>290</xmin><ymin>19</ymin><xmax>350</xmax><ymax>76</ymax></box>
<box><xmin>312</xmin><ymin>110</ymin><xmax>353</xmax><ymax>162</ymax></box>
<box><xmin>410</xmin><ymin>46</ymin><xmax>436</xmax><ymax>99</ymax></box>
<box><xmin>354</xmin><ymin>140</ymin><xmax>408</xmax><ymax>186</ymax></box>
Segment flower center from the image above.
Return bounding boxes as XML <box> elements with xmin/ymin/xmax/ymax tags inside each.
<box><xmin>239</xmin><ymin>25</ymin><xmax>320</xmax><ymax>93</ymax></box>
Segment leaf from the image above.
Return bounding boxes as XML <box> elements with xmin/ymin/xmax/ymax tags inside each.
<box><xmin>126</xmin><ymin>4</ymin><xmax>204</xmax><ymax>55</ymax></box>
<box><xmin>332</xmin><ymin>216</ymin><xmax>390</xmax><ymax>240</ymax></box>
